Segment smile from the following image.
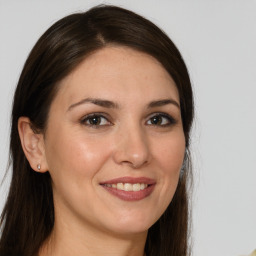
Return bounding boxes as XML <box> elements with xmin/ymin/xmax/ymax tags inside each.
<box><xmin>100</xmin><ymin>177</ymin><xmax>156</xmax><ymax>201</ymax></box>
<box><xmin>103</xmin><ymin>183</ymin><xmax>148</xmax><ymax>191</ymax></box>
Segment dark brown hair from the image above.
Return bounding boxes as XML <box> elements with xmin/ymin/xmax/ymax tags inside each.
<box><xmin>0</xmin><ymin>5</ymin><xmax>194</xmax><ymax>256</ymax></box>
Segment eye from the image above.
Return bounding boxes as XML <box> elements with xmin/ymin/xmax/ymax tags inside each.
<box><xmin>146</xmin><ymin>113</ymin><xmax>176</xmax><ymax>126</ymax></box>
<box><xmin>80</xmin><ymin>114</ymin><xmax>111</xmax><ymax>127</ymax></box>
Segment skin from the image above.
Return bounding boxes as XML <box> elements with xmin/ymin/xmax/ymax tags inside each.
<box><xmin>18</xmin><ymin>46</ymin><xmax>185</xmax><ymax>256</ymax></box>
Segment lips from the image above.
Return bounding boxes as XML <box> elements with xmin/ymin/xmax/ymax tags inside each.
<box><xmin>100</xmin><ymin>177</ymin><xmax>156</xmax><ymax>201</ymax></box>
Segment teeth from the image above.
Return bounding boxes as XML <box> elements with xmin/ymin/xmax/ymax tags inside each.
<box><xmin>124</xmin><ymin>183</ymin><xmax>132</xmax><ymax>191</ymax></box>
<box><xmin>133</xmin><ymin>183</ymin><xmax>140</xmax><ymax>192</ymax></box>
<box><xmin>117</xmin><ymin>183</ymin><xmax>124</xmax><ymax>190</ymax></box>
<box><xmin>105</xmin><ymin>183</ymin><xmax>148</xmax><ymax>191</ymax></box>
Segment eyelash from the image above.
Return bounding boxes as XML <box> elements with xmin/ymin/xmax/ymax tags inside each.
<box><xmin>80</xmin><ymin>112</ymin><xmax>177</xmax><ymax>128</ymax></box>
<box><xmin>80</xmin><ymin>113</ymin><xmax>112</xmax><ymax>127</ymax></box>
<box><xmin>146</xmin><ymin>113</ymin><xmax>177</xmax><ymax>127</ymax></box>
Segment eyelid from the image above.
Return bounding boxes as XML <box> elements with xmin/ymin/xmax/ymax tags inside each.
<box><xmin>146</xmin><ymin>112</ymin><xmax>177</xmax><ymax>126</ymax></box>
<box><xmin>80</xmin><ymin>112</ymin><xmax>112</xmax><ymax>126</ymax></box>
<box><xmin>79</xmin><ymin>111</ymin><xmax>177</xmax><ymax>128</ymax></box>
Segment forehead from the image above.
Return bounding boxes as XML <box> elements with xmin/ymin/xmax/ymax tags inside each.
<box><xmin>53</xmin><ymin>46</ymin><xmax>179</xmax><ymax>108</ymax></box>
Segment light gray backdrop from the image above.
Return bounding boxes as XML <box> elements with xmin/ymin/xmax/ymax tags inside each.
<box><xmin>0</xmin><ymin>0</ymin><xmax>255</xmax><ymax>255</ymax></box>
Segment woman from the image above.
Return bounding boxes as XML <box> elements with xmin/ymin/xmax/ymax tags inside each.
<box><xmin>0</xmin><ymin>5</ymin><xmax>194</xmax><ymax>256</ymax></box>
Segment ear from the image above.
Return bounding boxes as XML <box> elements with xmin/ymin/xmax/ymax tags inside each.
<box><xmin>18</xmin><ymin>117</ymin><xmax>48</xmax><ymax>173</ymax></box>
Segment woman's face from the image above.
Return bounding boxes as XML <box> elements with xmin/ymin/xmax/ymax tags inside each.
<box><xmin>42</xmin><ymin>46</ymin><xmax>185</xmax><ymax>236</ymax></box>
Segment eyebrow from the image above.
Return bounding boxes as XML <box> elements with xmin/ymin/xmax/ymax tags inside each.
<box><xmin>67</xmin><ymin>97</ymin><xmax>119</xmax><ymax>111</ymax></box>
<box><xmin>67</xmin><ymin>97</ymin><xmax>180</xmax><ymax>111</ymax></box>
<box><xmin>147</xmin><ymin>99</ymin><xmax>180</xmax><ymax>109</ymax></box>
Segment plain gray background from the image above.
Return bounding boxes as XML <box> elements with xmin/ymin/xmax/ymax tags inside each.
<box><xmin>0</xmin><ymin>1</ymin><xmax>255</xmax><ymax>255</ymax></box>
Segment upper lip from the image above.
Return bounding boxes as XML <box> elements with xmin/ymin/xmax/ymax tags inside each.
<box><xmin>100</xmin><ymin>176</ymin><xmax>156</xmax><ymax>185</ymax></box>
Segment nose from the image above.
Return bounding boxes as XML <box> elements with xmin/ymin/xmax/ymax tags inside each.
<box><xmin>112</xmin><ymin>125</ymin><xmax>151</xmax><ymax>169</ymax></box>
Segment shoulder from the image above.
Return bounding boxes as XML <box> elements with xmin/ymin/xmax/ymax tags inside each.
<box><xmin>241</xmin><ymin>250</ymin><xmax>256</xmax><ymax>256</ymax></box>
<box><xmin>249</xmin><ymin>250</ymin><xmax>256</xmax><ymax>256</ymax></box>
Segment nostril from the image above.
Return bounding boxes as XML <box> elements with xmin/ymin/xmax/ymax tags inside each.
<box><xmin>121</xmin><ymin>159</ymin><xmax>149</xmax><ymax>169</ymax></box>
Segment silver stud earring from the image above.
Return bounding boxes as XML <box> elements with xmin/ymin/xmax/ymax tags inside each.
<box><xmin>180</xmin><ymin>162</ymin><xmax>186</xmax><ymax>178</ymax></box>
<box><xmin>37</xmin><ymin>164</ymin><xmax>41</xmax><ymax>170</ymax></box>
<box><xmin>180</xmin><ymin>150</ymin><xmax>188</xmax><ymax>179</ymax></box>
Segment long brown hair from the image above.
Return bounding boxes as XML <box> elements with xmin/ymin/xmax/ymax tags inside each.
<box><xmin>0</xmin><ymin>5</ymin><xmax>194</xmax><ymax>256</ymax></box>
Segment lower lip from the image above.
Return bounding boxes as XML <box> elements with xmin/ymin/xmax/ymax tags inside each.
<box><xmin>101</xmin><ymin>185</ymin><xmax>155</xmax><ymax>201</ymax></box>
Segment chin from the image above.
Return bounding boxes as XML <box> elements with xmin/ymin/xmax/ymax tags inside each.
<box><xmin>109</xmin><ymin>224</ymin><xmax>149</xmax><ymax>237</ymax></box>
<box><xmin>105</xmin><ymin>213</ymin><xmax>158</xmax><ymax>236</ymax></box>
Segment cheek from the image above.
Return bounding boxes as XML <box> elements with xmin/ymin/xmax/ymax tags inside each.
<box><xmin>44</xmin><ymin>128</ymin><xmax>112</xmax><ymax>186</ymax></box>
<box><xmin>155</xmin><ymin>133</ymin><xmax>185</xmax><ymax>174</ymax></box>
<box><xmin>153</xmin><ymin>132</ymin><xmax>185</xmax><ymax>198</ymax></box>
<box><xmin>44</xmin><ymin>129</ymin><xmax>114</xmax><ymax>220</ymax></box>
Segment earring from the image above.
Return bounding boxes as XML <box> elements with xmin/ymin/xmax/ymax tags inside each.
<box><xmin>180</xmin><ymin>162</ymin><xmax>186</xmax><ymax>178</ymax></box>
<box><xmin>37</xmin><ymin>164</ymin><xmax>41</xmax><ymax>170</ymax></box>
<box><xmin>180</xmin><ymin>149</ymin><xmax>188</xmax><ymax>179</ymax></box>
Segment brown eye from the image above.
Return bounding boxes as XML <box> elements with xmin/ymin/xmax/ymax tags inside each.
<box><xmin>146</xmin><ymin>113</ymin><xmax>176</xmax><ymax>126</ymax></box>
<box><xmin>88</xmin><ymin>116</ymin><xmax>102</xmax><ymax>125</ymax></box>
<box><xmin>150</xmin><ymin>116</ymin><xmax>163</xmax><ymax>125</ymax></box>
<box><xmin>81</xmin><ymin>114</ymin><xmax>111</xmax><ymax>126</ymax></box>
